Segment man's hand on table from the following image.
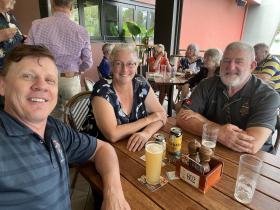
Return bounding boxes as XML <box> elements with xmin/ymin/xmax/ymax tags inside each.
<box><xmin>218</xmin><ymin>124</ymin><xmax>255</xmax><ymax>153</ymax></box>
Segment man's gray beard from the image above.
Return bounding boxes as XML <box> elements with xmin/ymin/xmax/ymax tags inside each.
<box><xmin>221</xmin><ymin>75</ymin><xmax>241</xmax><ymax>88</ymax></box>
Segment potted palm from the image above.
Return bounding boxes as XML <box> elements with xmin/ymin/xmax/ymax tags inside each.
<box><xmin>124</xmin><ymin>21</ymin><xmax>154</xmax><ymax>46</ymax></box>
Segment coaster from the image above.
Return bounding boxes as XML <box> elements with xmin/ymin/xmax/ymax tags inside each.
<box><xmin>137</xmin><ymin>175</ymin><xmax>168</xmax><ymax>192</ymax></box>
<box><xmin>139</xmin><ymin>155</ymin><xmax>166</xmax><ymax>166</ymax></box>
<box><xmin>166</xmin><ymin>171</ymin><xmax>180</xmax><ymax>181</ymax></box>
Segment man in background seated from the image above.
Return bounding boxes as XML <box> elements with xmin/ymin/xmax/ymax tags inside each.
<box><xmin>98</xmin><ymin>43</ymin><xmax>113</xmax><ymax>79</ymax></box>
<box><xmin>177</xmin><ymin>42</ymin><xmax>280</xmax><ymax>154</ymax></box>
<box><xmin>254</xmin><ymin>43</ymin><xmax>280</xmax><ymax>94</ymax></box>
<box><xmin>26</xmin><ymin>0</ymin><xmax>93</xmax><ymax>121</ymax></box>
<box><xmin>0</xmin><ymin>45</ymin><xmax>130</xmax><ymax>210</ymax></box>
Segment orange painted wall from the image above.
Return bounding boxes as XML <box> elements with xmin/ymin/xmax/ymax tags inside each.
<box><xmin>180</xmin><ymin>0</ymin><xmax>247</xmax><ymax>51</ymax></box>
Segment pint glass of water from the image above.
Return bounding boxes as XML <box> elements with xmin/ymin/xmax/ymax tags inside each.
<box><xmin>234</xmin><ymin>154</ymin><xmax>263</xmax><ymax>204</ymax></box>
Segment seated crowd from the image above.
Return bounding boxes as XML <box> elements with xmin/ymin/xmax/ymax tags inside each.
<box><xmin>177</xmin><ymin>42</ymin><xmax>280</xmax><ymax>154</ymax></box>
<box><xmin>84</xmin><ymin>41</ymin><xmax>280</xmax><ymax>155</ymax></box>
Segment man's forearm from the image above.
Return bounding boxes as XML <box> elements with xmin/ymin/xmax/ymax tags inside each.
<box><xmin>91</xmin><ymin>142</ymin><xmax>123</xmax><ymax>194</ymax></box>
<box><xmin>176</xmin><ymin>117</ymin><xmax>204</xmax><ymax>136</ymax></box>
<box><xmin>176</xmin><ymin>110</ymin><xmax>211</xmax><ymax>136</ymax></box>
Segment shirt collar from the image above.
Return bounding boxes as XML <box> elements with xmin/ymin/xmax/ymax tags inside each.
<box><xmin>53</xmin><ymin>12</ymin><xmax>70</xmax><ymax>19</ymax></box>
<box><xmin>0</xmin><ymin>111</ymin><xmax>57</xmax><ymax>137</ymax></box>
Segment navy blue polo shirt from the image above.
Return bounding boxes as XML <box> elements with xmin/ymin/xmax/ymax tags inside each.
<box><xmin>183</xmin><ymin>75</ymin><xmax>280</xmax><ymax>152</ymax></box>
<box><xmin>0</xmin><ymin>111</ymin><xmax>97</xmax><ymax>210</ymax></box>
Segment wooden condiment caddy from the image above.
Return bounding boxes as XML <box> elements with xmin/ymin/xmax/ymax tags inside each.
<box><xmin>175</xmin><ymin>140</ymin><xmax>223</xmax><ymax>193</ymax></box>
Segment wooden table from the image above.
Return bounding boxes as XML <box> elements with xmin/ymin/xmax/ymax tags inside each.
<box><xmin>146</xmin><ymin>72</ymin><xmax>188</xmax><ymax>116</ymax></box>
<box><xmin>79</xmin><ymin>117</ymin><xmax>280</xmax><ymax>210</ymax></box>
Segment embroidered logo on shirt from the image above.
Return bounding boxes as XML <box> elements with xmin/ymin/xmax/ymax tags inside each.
<box><xmin>52</xmin><ymin>139</ymin><xmax>65</xmax><ymax>163</ymax></box>
<box><xmin>240</xmin><ymin>102</ymin><xmax>249</xmax><ymax>117</ymax></box>
<box><xmin>184</xmin><ymin>98</ymin><xmax>192</xmax><ymax>105</ymax></box>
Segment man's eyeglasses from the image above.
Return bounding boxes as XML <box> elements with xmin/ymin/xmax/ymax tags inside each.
<box><xmin>112</xmin><ymin>60</ymin><xmax>137</xmax><ymax>69</ymax></box>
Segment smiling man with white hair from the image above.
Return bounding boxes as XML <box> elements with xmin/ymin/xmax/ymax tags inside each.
<box><xmin>177</xmin><ymin>42</ymin><xmax>280</xmax><ymax>154</ymax></box>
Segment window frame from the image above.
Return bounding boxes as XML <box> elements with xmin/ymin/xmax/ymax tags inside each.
<box><xmin>73</xmin><ymin>0</ymin><xmax>155</xmax><ymax>42</ymax></box>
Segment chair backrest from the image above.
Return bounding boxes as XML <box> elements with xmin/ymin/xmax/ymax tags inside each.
<box><xmin>64</xmin><ymin>91</ymin><xmax>92</xmax><ymax>131</ymax></box>
<box><xmin>84</xmin><ymin>77</ymin><xmax>95</xmax><ymax>91</ymax></box>
<box><xmin>274</xmin><ymin>114</ymin><xmax>280</xmax><ymax>154</ymax></box>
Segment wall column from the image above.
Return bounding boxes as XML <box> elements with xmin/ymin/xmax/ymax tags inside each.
<box><xmin>154</xmin><ymin>0</ymin><xmax>183</xmax><ymax>56</ymax></box>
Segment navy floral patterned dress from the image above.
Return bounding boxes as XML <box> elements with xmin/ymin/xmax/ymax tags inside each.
<box><xmin>0</xmin><ymin>12</ymin><xmax>24</xmax><ymax>70</ymax></box>
<box><xmin>0</xmin><ymin>12</ymin><xmax>24</xmax><ymax>109</ymax></box>
<box><xmin>82</xmin><ymin>75</ymin><xmax>150</xmax><ymax>140</ymax></box>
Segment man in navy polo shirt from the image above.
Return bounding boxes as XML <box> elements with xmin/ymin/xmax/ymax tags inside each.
<box><xmin>177</xmin><ymin>42</ymin><xmax>280</xmax><ymax>154</ymax></box>
<box><xmin>0</xmin><ymin>45</ymin><xmax>130</xmax><ymax>210</ymax></box>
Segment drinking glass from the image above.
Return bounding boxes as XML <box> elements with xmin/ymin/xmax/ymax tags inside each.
<box><xmin>160</xmin><ymin>65</ymin><xmax>167</xmax><ymax>79</ymax></box>
<box><xmin>145</xmin><ymin>141</ymin><xmax>164</xmax><ymax>185</ymax></box>
<box><xmin>234</xmin><ymin>154</ymin><xmax>263</xmax><ymax>204</ymax></box>
<box><xmin>201</xmin><ymin>123</ymin><xmax>219</xmax><ymax>150</ymax></box>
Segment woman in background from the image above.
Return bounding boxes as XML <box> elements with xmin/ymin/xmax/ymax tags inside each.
<box><xmin>148</xmin><ymin>44</ymin><xmax>172</xmax><ymax>104</ymax></box>
<box><xmin>175</xmin><ymin>48</ymin><xmax>222</xmax><ymax>112</ymax></box>
<box><xmin>178</xmin><ymin>43</ymin><xmax>203</xmax><ymax>74</ymax></box>
<box><xmin>90</xmin><ymin>43</ymin><xmax>167</xmax><ymax>152</ymax></box>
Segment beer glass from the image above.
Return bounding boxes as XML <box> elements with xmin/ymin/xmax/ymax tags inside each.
<box><xmin>145</xmin><ymin>141</ymin><xmax>164</xmax><ymax>185</ymax></box>
<box><xmin>234</xmin><ymin>154</ymin><xmax>263</xmax><ymax>204</ymax></box>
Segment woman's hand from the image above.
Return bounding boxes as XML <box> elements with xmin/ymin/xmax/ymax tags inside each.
<box><xmin>127</xmin><ymin>131</ymin><xmax>150</xmax><ymax>152</ymax></box>
<box><xmin>0</xmin><ymin>28</ymin><xmax>17</xmax><ymax>42</ymax></box>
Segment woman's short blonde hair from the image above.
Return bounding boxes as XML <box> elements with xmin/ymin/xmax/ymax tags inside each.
<box><xmin>109</xmin><ymin>43</ymin><xmax>139</xmax><ymax>63</ymax></box>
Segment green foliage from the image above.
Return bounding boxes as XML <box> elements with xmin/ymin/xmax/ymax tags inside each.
<box><xmin>124</xmin><ymin>21</ymin><xmax>154</xmax><ymax>45</ymax></box>
<box><xmin>109</xmin><ymin>23</ymin><xmax>119</xmax><ymax>37</ymax></box>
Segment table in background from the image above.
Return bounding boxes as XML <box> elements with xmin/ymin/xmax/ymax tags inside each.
<box><xmin>79</xmin><ymin>117</ymin><xmax>280</xmax><ymax>210</ymax></box>
<box><xmin>146</xmin><ymin>72</ymin><xmax>188</xmax><ymax>116</ymax></box>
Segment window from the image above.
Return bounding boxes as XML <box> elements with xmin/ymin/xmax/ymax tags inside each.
<box><xmin>120</xmin><ymin>5</ymin><xmax>134</xmax><ymax>38</ymax></box>
<box><xmin>136</xmin><ymin>9</ymin><xmax>148</xmax><ymax>28</ymax></box>
<box><xmin>104</xmin><ymin>3</ymin><xmax>119</xmax><ymax>38</ymax></box>
<box><xmin>270</xmin><ymin>25</ymin><xmax>280</xmax><ymax>55</ymax></box>
<box><xmin>70</xmin><ymin>0</ymin><xmax>79</xmax><ymax>24</ymax></box>
<box><xmin>66</xmin><ymin>0</ymin><xmax>155</xmax><ymax>41</ymax></box>
<box><xmin>84</xmin><ymin>1</ymin><xmax>101</xmax><ymax>37</ymax></box>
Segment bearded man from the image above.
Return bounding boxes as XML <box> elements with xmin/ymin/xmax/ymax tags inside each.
<box><xmin>176</xmin><ymin>42</ymin><xmax>280</xmax><ymax>154</ymax></box>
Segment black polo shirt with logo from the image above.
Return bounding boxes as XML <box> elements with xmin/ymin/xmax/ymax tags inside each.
<box><xmin>0</xmin><ymin>111</ymin><xmax>97</xmax><ymax>210</ymax></box>
<box><xmin>183</xmin><ymin>75</ymin><xmax>280</xmax><ymax>152</ymax></box>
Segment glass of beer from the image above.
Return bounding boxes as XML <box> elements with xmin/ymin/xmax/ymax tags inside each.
<box><xmin>145</xmin><ymin>141</ymin><xmax>164</xmax><ymax>185</ymax></box>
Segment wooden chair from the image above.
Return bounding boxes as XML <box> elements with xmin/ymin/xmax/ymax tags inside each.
<box><xmin>274</xmin><ymin>115</ymin><xmax>280</xmax><ymax>154</ymax></box>
<box><xmin>64</xmin><ymin>91</ymin><xmax>92</xmax><ymax>190</ymax></box>
<box><xmin>84</xmin><ymin>77</ymin><xmax>95</xmax><ymax>91</ymax></box>
<box><xmin>64</xmin><ymin>91</ymin><xmax>92</xmax><ymax>131</ymax></box>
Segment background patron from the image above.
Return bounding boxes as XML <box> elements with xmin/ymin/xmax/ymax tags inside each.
<box><xmin>26</xmin><ymin>0</ymin><xmax>93</xmax><ymax>121</ymax></box>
